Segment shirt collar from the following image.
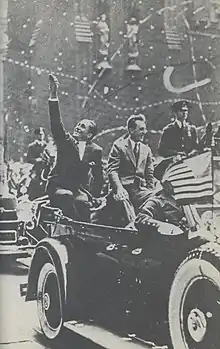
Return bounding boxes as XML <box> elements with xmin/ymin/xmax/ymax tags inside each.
<box><xmin>175</xmin><ymin>119</ymin><xmax>187</xmax><ymax>128</ymax></box>
<box><xmin>35</xmin><ymin>140</ymin><xmax>45</xmax><ymax>145</ymax></box>
<box><xmin>129</xmin><ymin>136</ymin><xmax>139</xmax><ymax>149</ymax></box>
<box><xmin>78</xmin><ymin>141</ymin><xmax>86</xmax><ymax>160</ymax></box>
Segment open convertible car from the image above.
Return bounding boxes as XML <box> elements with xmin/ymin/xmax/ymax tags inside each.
<box><xmin>22</xmin><ymin>151</ymin><xmax>220</xmax><ymax>349</ymax></box>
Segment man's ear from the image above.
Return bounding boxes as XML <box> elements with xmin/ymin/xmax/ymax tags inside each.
<box><xmin>87</xmin><ymin>132</ymin><xmax>93</xmax><ymax>140</ymax></box>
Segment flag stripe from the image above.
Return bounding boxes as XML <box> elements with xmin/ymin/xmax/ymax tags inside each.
<box><xmin>167</xmin><ymin>172</ymin><xmax>195</xmax><ymax>181</ymax></box>
<box><xmin>162</xmin><ymin>152</ymin><xmax>213</xmax><ymax>203</ymax></box>
<box><xmin>167</xmin><ymin>163</ymin><xmax>189</xmax><ymax>173</ymax></box>
<box><xmin>172</xmin><ymin>177</ymin><xmax>212</xmax><ymax>187</ymax></box>
<box><xmin>174</xmin><ymin>190</ymin><xmax>213</xmax><ymax>200</ymax></box>
<box><xmin>173</xmin><ymin>183</ymin><xmax>213</xmax><ymax>194</ymax></box>
<box><xmin>167</xmin><ymin>168</ymin><xmax>192</xmax><ymax>177</ymax></box>
<box><xmin>165</xmin><ymin>165</ymin><xmax>191</xmax><ymax>177</ymax></box>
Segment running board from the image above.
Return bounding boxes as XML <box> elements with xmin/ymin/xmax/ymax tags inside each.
<box><xmin>64</xmin><ymin>321</ymin><xmax>168</xmax><ymax>349</ymax></box>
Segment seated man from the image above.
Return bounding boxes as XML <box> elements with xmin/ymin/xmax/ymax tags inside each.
<box><xmin>47</xmin><ymin>74</ymin><xmax>104</xmax><ymax>222</ymax></box>
<box><xmin>135</xmin><ymin>183</ymin><xmax>188</xmax><ymax>235</ymax></box>
<box><xmin>107</xmin><ymin>114</ymin><xmax>154</xmax><ymax>217</ymax></box>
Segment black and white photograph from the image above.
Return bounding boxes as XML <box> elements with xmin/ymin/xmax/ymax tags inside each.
<box><xmin>1</xmin><ymin>0</ymin><xmax>220</xmax><ymax>348</ymax></box>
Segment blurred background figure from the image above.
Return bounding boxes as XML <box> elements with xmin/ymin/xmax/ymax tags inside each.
<box><xmin>198</xmin><ymin>122</ymin><xmax>214</xmax><ymax>151</ymax></box>
<box><xmin>41</xmin><ymin>135</ymin><xmax>57</xmax><ymax>180</ymax></box>
<box><xmin>26</xmin><ymin>127</ymin><xmax>47</xmax><ymax>166</ymax></box>
<box><xmin>7</xmin><ymin>161</ymin><xmax>32</xmax><ymax>198</ymax></box>
<box><xmin>214</xmin><ymin>125</ymin><xmax>220</xmax><ymax>156</ymax></box>
<box><xmin>25</xmin><ymin>127</ymin><xmax>49</xmax><ymax>200</ymax></box>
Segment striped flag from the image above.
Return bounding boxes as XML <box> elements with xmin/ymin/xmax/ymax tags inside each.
<box><xmin>75</xmin><ymin>18</ymin><xmax>93</xmax><ymax>43</ymax></box>
<box><xmin>162</xmin><ymin>151</ymin><xmax>213</xmax><ymax>204</ymax></box>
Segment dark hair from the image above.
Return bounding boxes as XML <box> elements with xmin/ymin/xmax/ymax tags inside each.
<box><xmin>34</xmin><ymin>127</ymin><xmax>45</xmax><ymax>135</ymax></box>
<box><xmin>127</xmin><ymin>114</ymin><xmax>146</xmax><ymax>130</ymax></box>
<box><xmin>88</xmin><ymin>120</ymin><xmax>98</xmax><ymax>138</ymax></box>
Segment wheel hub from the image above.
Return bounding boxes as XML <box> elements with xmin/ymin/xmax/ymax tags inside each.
<box><xmin>43</xmin><ymin>292</ymin><xmax>50</xmax><ymax>311</ymax></box>
<box><xmin>187</xmin><ymin>308</ymin><xmax>207</xmax><ymax>342</ymax></box>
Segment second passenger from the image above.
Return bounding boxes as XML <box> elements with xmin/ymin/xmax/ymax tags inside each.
<box><xmin>107</xmin><ymin>114</ymin><xmax>154</xmax><ymax>213</ymax></box>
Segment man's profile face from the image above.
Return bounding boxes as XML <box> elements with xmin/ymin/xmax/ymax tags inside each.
<box><xmin>73</xmin><ymin>119</ymin><xmax>92</xmax><ymax>141</ymax></box>
<box><xmin>176</xmin><ymin>107</ymin><xmax>188</xmax><ymax>122</ymax></box>
<box><xmin>129</xmin><ymin>120</ymin><xmax>147</xmax><ymax>142</ymax></box>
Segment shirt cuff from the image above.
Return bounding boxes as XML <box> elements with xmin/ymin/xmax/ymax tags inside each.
<box><xmin>48</xmin><ymin>97</ymin><xmax>59</xmax><ymax>101</ymax></box>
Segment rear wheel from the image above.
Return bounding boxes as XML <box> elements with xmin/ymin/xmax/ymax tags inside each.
<box><xmin>37</xmin><ymin>262</ymin><xmax>63</xmax><ymax>339</ymax></box>
<box><xmin>169</xmin><ymin>243</ymin><xmax>220</xmax><ymax>349</ymax></box>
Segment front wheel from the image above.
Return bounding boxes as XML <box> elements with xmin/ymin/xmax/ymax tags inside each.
<box><xmin>169</xmin><ymin>243</ymin><xmax>220</xmax><ymax>349</ymax></box>
<box><xmin>37</xmin><ymin>262</ymin><xmax>63</xmax><ymax>339</ymax></box>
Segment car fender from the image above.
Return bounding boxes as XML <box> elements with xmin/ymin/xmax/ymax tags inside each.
<box><xmin>26</xmin><ymin>237</ymin><xmax>70</xmax><ymax>303</ymax></box>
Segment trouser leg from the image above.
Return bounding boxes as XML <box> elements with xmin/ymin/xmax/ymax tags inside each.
<box><xmin>74</xmin><ymin>189</ymin><xmax>90</xmax><ymax>222</ymax></box>
<box><xmin>49</xmin><ymin>188</ymin><xmax>80</xmax><ymax>220</ymax></box>
<box><xmin>126</xmin><ymin>184</ymin><xmax>152</xmax><ymax>213</ymax></box>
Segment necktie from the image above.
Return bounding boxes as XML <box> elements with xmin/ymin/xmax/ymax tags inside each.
<box><xmin>133</xmin><ymin>142</ymin><xmax>139</xmax><ymax>163</ymax></box>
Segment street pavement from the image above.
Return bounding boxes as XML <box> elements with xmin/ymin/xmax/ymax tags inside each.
<box><xmin>0</xmin><ymin>257</ymin><xmax>103</xmax><ymax>349</ymax></box>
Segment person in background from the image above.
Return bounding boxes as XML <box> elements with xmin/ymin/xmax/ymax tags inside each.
<box><xmin>214</xmin><ymin>125</ymin><xmax>220</xmax><ymax>156</ymax></box>
<box><xmin>41</xmin><ymin>135</ymin><xmax>57</xmax><ymax>180</ymax></box>
<box><xmin>26</xmin><ymin>127</ymin><xmax>47</xmax><ymax>166</ymax></box>
<box><xmin>158</xmin><ymin>100</ymin><xmax>198</xmax><ymax>158</ymax></box>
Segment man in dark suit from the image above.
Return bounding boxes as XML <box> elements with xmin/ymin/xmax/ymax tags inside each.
<box><xmin>158</xmin><ymin>100</ymin><xmax>198</xmax><ymax>158</ymax></box>
<box><xmin>107</xmin><ymin>114</ymin><xmax>154</xmax><ymax>214</ymax></box>
<box><xmin>26</xmin><ymin>127</ymin><xmax>47</xmax><ymax>165</ymax></box>
<box><xmin>47</xmin><ymin>74</ymin><xmax>104</xmax><ymax>222</ymax></box>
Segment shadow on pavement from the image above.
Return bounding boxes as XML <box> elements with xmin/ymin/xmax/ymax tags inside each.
<box><xmin>34</xmin><ymin>327</ymin><xmax>104</xmax><ymax>349</ymax></box>
<box><xmin>0</xmin><ymin>257</ymin><xmax>30</xmax><ymax>276</ymax></box>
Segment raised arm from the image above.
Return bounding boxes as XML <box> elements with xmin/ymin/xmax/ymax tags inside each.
<box><xmin>48</xmin><ymin>74</ymin><xmax>66</xmax><ymax>141</ymax></box>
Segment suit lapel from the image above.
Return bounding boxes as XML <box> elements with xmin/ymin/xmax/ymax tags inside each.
<box><xmin>137</xmin><ymin>142</ymin><xmax>146</xmax><ymax>168</ymax></box>
<box><xmin>125</xmin><ymin>138</ymin><xmax>136</xmax><ymax>167</ymax></box>
<box><xmin>82</xmin><ymin>143</ymin><xmax>92</xmax><ymax>163</ymax></box>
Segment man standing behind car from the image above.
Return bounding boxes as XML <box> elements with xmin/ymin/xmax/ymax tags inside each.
<box><xmin>107</xmin><ymin>114</ymin><xmax>154</xmax><ymax>213</ymax></box>
<box><xmin>158</xmin><ymin>100</ymin><xmax>198</xmax><ymax>158</ymax></box>
<box><xmin>26</xmin><ymin>127</ymin><xmax>47</xmax><ymax>166</ymax></box>
<box><xmin>47</xmin><ymin>74</ymin><xmax>104</xmax><ymax>222</ymax></box>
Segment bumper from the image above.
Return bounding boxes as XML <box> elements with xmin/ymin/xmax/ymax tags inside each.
<box><xmin>0</xmin><ymin>244</ymin><xmax>35</xmax><ymax>257</ymax></box>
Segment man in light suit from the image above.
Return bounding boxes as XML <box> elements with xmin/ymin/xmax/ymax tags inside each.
<box><xmin>47</xmin><ymin>74</ymin><xmax>104</xmax><ymax>222</ymax></box>
<box><xmin>158</xmin><ymin>100</ymin><xmax>198</xmax><ymax>158</ymax></box>
<box><xmin>107</xmin><ymin>114</ymin><xmax>154</xmax><ymax>214</ymax></box>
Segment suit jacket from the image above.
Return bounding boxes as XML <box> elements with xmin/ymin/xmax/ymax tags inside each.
<box><xmin>158</xmin><ymin>121</ymin><xmax>198</xmax><ymax>157</ymax></box>
<box><xmin>48</xmin><ymin>100</ymin><xmax>103</xmax><ymax>197</ymax></box>
<box><xmin>107</xmin><ymin>135</ymin><xmax>154</xmax><ymax>192</ymax></box>
<box><xmin>26</xmin><ymin>140</ymin><xmax>47</xmax><ymax>165</ymax></box>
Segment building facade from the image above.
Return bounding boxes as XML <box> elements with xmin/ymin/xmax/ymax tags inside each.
<box><xmin>5</xmin><ymin>0</ymin><xmax>220</xmax><ymax>159</ymax></box>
